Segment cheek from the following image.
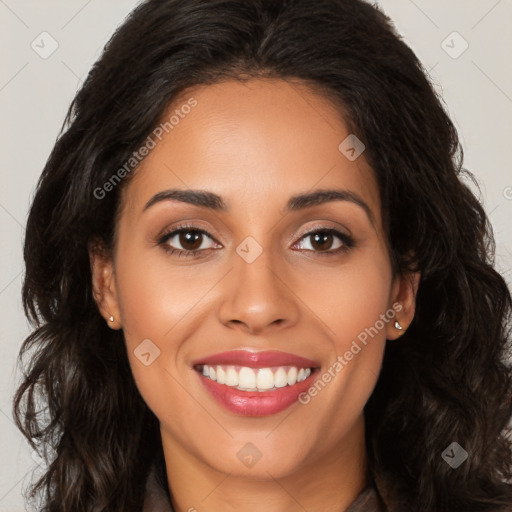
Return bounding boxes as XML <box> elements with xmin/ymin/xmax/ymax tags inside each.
<box><xmin>302</xmin><ymin>250</ymin><xmax>393</xmax><ymax>345</ymax></box>
<box><xmin>297</xmin><ymin>252</ymin><xmax>392</xmax><ymax>416</ymax></box>
<box><xmin>112</xmin><ymin>248</ymin><xmax>195</xmax><ymax>408</ymax></box>
<box><xmin>114</xmin><ymin>245</ymin><xmax>216</xmax><ymax>346</ymax></box>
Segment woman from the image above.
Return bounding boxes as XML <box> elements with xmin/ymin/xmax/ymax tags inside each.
<box><xmin>14</xmin><ymin>0</ymin><xmax>512</xmax><ymax>511</ymax></box>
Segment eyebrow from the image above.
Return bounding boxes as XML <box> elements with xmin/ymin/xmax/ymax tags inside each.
<box><xmin>143</xmin><ymin>188</ymin><xmax>375</xmax><ymax>225</ymax></box>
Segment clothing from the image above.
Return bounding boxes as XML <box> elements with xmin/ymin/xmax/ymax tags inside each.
<box><xmin>142</xmin><ymin>463</ymin><xmax>387</xmax><ymax>512</ymax></box>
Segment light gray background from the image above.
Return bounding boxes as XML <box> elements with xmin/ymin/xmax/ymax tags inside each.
<box><xmin>1</xmin><ymin>1</ymin><xmax>511</xmax><ymax>510</ymax></box>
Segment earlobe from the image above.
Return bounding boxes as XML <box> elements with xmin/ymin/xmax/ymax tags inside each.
<box><xmin>386</xmin><ymin>271</ymin><xmax>420</xmax><ymax>340</ymax></box>
<box><xmin>88</xmin><ymin>240</ymin><xmax>122</xmax><ymax>329</ymax></box>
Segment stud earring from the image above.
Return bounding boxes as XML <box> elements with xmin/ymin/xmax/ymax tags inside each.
<box><xmin>394</xmin><ymin>320</ymin><xmax>403</xmax><ymax>330</ymax></box>
<box><xmin>109</xmin><ymin>315</ymin><xmax>115</xmax><ymax>323</ymax></box>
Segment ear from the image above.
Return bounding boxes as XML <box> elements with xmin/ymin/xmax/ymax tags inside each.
<box><xmin>89</xmin><ymin>239</ymin><xmax>122</xmax><ymax>330</ymax></box>
<box><xmin>386</xmin><ymin>270</ymin><xmax>420</xmax><ymax>340</ymax></box>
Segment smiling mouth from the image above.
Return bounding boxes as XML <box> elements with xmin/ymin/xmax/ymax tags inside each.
<box><xmin>195</xmin><ymin>364</ymin><xmax>313</xmax><ymax>392</ymax></box>
<box><xmin>191</xmin><ymin>350</ymin><xmax>320</xmax><ymax>416</ymax></box>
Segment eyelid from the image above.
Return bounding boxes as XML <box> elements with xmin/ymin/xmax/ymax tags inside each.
<box><xmin>157</xmin><ymin>222</ymin><xmax>221</xmax><ymax>246</ymax></box>
<box><xmin>291</xmin><ymin>225</ymin><xmax>355</xmax><ymax>255</ymax></box>
<box><xmin>293</xmin><ymin>221</ymin><xmax>352</xmax><ymax>241</ymax></box>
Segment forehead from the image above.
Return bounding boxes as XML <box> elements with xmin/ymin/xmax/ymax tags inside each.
<box><xmin>120</xmin><ymin>78</ymin><xmax>380</xmax><ymax>222</ymax></box>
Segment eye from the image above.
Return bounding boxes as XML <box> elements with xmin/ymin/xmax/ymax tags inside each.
<box><xmin>293</xmin><ymin>228</ymin><xmax>354</xmax><ymax>256</ymax></box>
<box><xmin>157</xmin><ymin>224</ymin><xmax>220</xmax><ymax>258</ymax></box>
<box><xmin>157</xmin><ymin>224</ymin><xmax>355</xmax><ymax>259</ymax></box>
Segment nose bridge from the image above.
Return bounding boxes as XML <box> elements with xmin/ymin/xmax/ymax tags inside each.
<box><xmin>216</xmin><ymin>238</ymin><xmax>299</xmax><ymax>332</ymax></box>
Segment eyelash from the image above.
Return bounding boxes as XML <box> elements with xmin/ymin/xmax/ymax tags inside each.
<box><xmin>157</xmin><ymin>223</ymin><xmax>355</xmax><ymax>259</ymax></box>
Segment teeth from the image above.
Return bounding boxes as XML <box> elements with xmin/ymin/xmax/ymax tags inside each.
<box><xmin>256</xmin><ymin>368</ymin><xmax>274</xmax><ymax>390</ymax></box>
<box><xmin>216</xmin><ymin>366</ymin><xmax>226</xmax><ymax>384</ymax></box>
<box><xmin>274</xmin><ymin>367</ymin><xmax>288</xmax><ymax>388</ymax></box>
<box><xmin>287</xmin><ymin>367</ymin><xmax>297</xmax><ymax>385</ymax></box>
<box><xmin>225</xmin><ymin>367</ymin><xmax>238</xmax><ymax>386</ymax></box>
<box><xmin>238</xmin><ymin>367</ymin><xmax>256</xmax><ymax>389</ymax></box>
<box><xmin>199</xmin><ymin>365</ymin><xmax>313</xmax><ymax>391</ymax></box>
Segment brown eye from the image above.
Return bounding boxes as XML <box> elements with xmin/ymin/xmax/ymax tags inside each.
<box><xmin>158</xmin><ymin>227</ymin><xmax>219</xmax><ymax>256</ymax></box>
<box><xmin>178</xmin><ymin>231</ymin><xmax>203</xmax><ymax>251</ymax></box>
<box><xmin>309</xmin><ymin>232</ymin><xmax>335</xmax><ymax>251</ymax></box>
<box><xmin>294</xmin><ymin>228</ymin><xmax>355</xmax><ymax>256</ymax></box>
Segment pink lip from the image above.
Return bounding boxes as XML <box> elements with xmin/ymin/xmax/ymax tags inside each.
<box><xmin>198</xmin><ymin>374</ymin><xmax>317</xmax><ymax>416</ymax></box>
<box><xmin>192</xmin><ymin>350</ymin><xmax>320</xmax><ymax>416</ymax></box>
<box><xmin>192</xmin><ymin>350</ymin><xmax>319</xmax><ymax>369</ymax></box>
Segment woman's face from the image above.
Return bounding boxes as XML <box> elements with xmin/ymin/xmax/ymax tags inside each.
<box><xmin>92</xmin><ymin>78</ymin><xmax>416</xmax><ymax>481</ymax></box>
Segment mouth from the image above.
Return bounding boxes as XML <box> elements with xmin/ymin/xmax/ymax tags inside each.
<box><xmin>192</xmin><ymin>350</ymin><xmax>320</xmax><ymax>416</ymax></box>
<box><xmin>197</xmin><ymin>364</ymin><xmax>313</xmax><ymax>391</ymax></box>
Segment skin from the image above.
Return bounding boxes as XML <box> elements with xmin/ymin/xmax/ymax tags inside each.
<box><xmin>90</xmin><ymin>78</ymin><xmax>419</xmax><ymax>512</ymax></box>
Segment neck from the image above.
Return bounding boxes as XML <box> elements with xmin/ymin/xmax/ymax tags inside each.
<box><xmin>161</xmin><ymin>414</ymin><xmax>369</xmax><ymax>512</ymax></box>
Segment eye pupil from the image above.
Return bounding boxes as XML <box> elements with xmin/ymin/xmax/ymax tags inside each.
<box><xmin>180</xmin><ymin>231</ymin><xmax>202</xmax><ymax>250</ymax></box>
<box><xmin>311</xmin><ymin>232</ymin><xmax>332</xmax><ymax>251</ymax></box>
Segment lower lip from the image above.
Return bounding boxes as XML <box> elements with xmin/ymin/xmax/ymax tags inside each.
<box><xmin>197</xmin><ymin>370</ymin><xmax>317</xmax><ymax>416</ymax></box>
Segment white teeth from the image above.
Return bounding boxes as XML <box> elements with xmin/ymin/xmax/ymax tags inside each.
<box><xmin>238</xmin><ymin>367</ymin><xmax>256</xmax><ymax>389</ymax></box>
<box><xmin>199</xmin><ymin>364</ymin><xmax>313</xmax><ymax>391</ymax></box>
<box><xmin>225</xmin><ymin>367</ymin><xmax>238</xmax><ymax>386</ymax></box>
<box><xmin>274</xmin><ymin>367</ymin><xmax>288</xmax><ymax>388</ymax></box>
<box><xmin>297</xmin><ymin>368</ymin><xmax>311</xmax><ymax>382</ymax></box>
<box><xmin>256</xmin><ymin>368</ymin><xmax>274</xmax><ymax>390</ymax></box>
<box><xmin>216</xmin><ymin>366</ymin><xmax>226</xmax><ymax>384</ymax></box>
<box><xmin>287</xmin><ymin>367</ymin><xmax>298</xmax><ymax>385</ymax></box>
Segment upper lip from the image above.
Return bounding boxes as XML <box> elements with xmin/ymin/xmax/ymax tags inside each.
<box><xmin>192</xmin><ymin>350</ymin><xmax>320</xmax><ymax>369</ymax></box>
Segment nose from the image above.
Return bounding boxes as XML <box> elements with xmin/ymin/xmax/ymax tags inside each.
<box><xmin>216</xmin><ymin>247</ymin><xmax>300</xmax><ymax>335</ymax></box>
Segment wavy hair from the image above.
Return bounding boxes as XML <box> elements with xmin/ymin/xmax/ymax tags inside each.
<box><xmin>13</xmin><ymin>0</ymin><xmax>512</xmax><ymax>510</ymax></box>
